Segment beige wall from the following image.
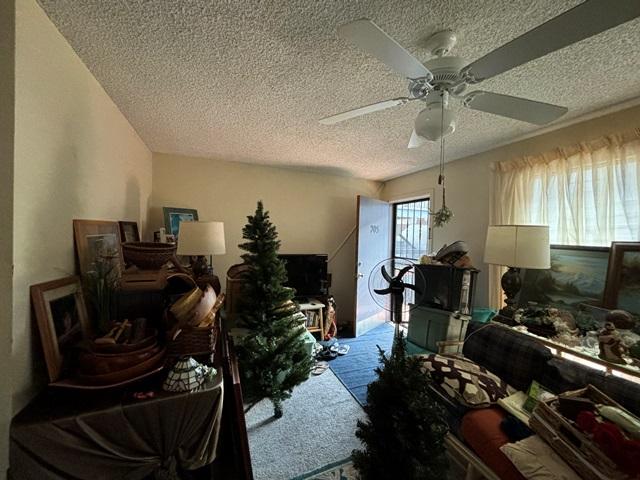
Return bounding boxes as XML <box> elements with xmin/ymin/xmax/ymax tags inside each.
<box><xmin>11</xmin><ymin>0</ymin><xmax>152</xmax><ymax>416</ymax></box>
<box><xmin>382</xmin><ymin>104</ymin><xmax>640</xmax><ymax>307</ymax></box>
<box><xmin>0</xmin><ymin>0</ymin><xmax>15</xmax><ymax>475</ymax></box>
<box><xmin>152</xmin><ymin>153</ymin><xmax>381</xmax><ymax>328</ymax></box>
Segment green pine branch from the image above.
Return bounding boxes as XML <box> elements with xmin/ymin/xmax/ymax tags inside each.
<box><xmin>236</xmin><ymin>201</ymin><xmax>313</xmax><ymax>418</ymax></box>
<box><xmin>352</xmin><ymin>331</ymin><xmax>449</xmax><ymax>479</ymax></box>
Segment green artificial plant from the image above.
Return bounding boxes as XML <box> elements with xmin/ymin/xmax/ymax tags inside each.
<box><xmin>83</xmin><ymin>251</ymin><xmax>119</xmax><ymax>335</ymax></box>
<box><xmin>352</xmin><ymin>330</ymin><xmax>449</xmax><ymax>480</ymax></box>
<box><xmin>235</xmin><ymin>201</ymin><xmax>313</xmax><ymax>418</ymax></box>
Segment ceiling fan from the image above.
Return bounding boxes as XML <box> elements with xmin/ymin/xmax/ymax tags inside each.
<box><xmin>319</xmin><ymin>1</ymin><xmax>640</xmax><ymax>148</ymax></box>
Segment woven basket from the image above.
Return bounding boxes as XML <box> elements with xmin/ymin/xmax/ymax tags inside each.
<box><xmin>164</xmin><ymin>309</ymin><xmax>218</xmax><ymax>358</ymax></box>
<box><xmin>122</xmin><ymin>242</ymin><xmax>177</xmax><ymax>270</ymax></box>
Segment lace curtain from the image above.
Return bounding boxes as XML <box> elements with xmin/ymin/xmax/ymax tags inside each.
<box><xmin>488</xmin><ymin>128</ymin><xmax>640</xmax><ymax>308</ymax></box>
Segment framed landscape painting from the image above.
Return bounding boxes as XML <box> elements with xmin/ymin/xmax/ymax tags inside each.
<box><xmin>518</xmin><ymin>245</ymin><xmax>610</xmax><ymax>312</ymax></box>
<box><xmin>162</xmin><ymin>207</ymin><xmax>198</xmax><ymax>238</ymax></box>
<box><xmin>603</xmin><ymin>242</ymin><xmax>640</xmax><ymax>315</ymax></box>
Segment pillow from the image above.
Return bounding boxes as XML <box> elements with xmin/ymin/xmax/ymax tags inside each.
<box><xmin>418</xmin><ymin>354</ymin><xmax>515</xmax><ymax>408</ymax></box>
<box><xmin>500</xmin><ymin>435</ymin><xmax>581</xmax><ymax>480</ymax></box>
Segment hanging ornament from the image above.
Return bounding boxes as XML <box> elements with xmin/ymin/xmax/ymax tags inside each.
<box><xmin>432</xmin><ymin>91</ymin><xmax>454</xmax><ymax>228</ymax></box>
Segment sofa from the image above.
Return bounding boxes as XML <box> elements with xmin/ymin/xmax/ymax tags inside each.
<box><xmin>424</xmin><ymin>321</ymin><xmax>640</xmax><ymax>480</ymax></box>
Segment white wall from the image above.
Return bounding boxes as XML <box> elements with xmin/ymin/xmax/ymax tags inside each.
<box><xmin>0</xmin><ymin>0</ymin><xmax>15</xmax><ymax>475</ymax></box>
<box><xmin>152</xmin><ymin>153</ymin><xmax>381</xmax><ymax>330</ymax></box>
<box><xmin>11</xmin><ymin>0</ymin><xmax>152</xmax><ymax>419</ymax></box>
<box><xmin>382</xmin><ymin>104</ymin><xmax>640</xmax><ymax>307</ymax></box>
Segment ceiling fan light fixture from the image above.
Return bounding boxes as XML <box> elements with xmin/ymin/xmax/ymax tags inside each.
<box><xmin>414</xmin><ymin>103</ymin><xmax>456</xmax><ymax>142</ymax></box>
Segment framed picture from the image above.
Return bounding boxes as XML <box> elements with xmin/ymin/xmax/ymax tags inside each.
<box><xmin>518</xmin><ymin>245</ymin><xmax>610</xmax><ymax>312</ymax></box>
<box><xmin>31</xmin><ymin>276</ymin><xmax>89</xmax><ymax>382</ymax></box>
<box><xmin>118</xmin><ymin>221</ymin><xmax>140</xmax><ymax>244</ymax></box>
<box><xmin>73</xmin><ymin>220</ymin><xmax>124</xmax><ymax>277</ymax></box>
<box><xmin>162</xmin><ymin>207</ymin><xmax>198</xmax><ymax>238</ymax></box>
<box><xmin>603</xmin><ymin>242</ymin><xmax>640</xmax><ymax>314</ymax></box>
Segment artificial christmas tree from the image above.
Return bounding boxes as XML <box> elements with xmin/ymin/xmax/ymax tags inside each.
<box><xmin>235</xmin><ymin>201</ymin><xmax>312</xmax><ymax>418</ymax></box>
<box><xmin>352</xmin><ymin>330</ymin><xmax>449</xmax><ymax>479</ymax></box>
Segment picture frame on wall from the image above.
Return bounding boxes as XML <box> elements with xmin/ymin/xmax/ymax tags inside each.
<box><xmin>31</xmin><ymin>276</ymin><xmax>90</xmax><ymax>382</ymax></box>
<box><xmin>118</xmin><ymin>221</ymin><xmax>140</xmax><ymax>244</ymax></box>
<box><xmin>73</xmin><ymin>220</ymin><xmax>124</xmax><ymax>277</ymax></box>
<box><xmin>603</xmin><ymin>242</ymin><xmax>640</xmax><ymax>315</ymax></box>
<box><xmin>162</xmin><ymin>207</ymin><xmax>199</xmax><ymax>238</ymax></box>
<box><xmin>518</xmin><ymin>245</ymin><xmax>610</xmax><ymax>312</ymax></box>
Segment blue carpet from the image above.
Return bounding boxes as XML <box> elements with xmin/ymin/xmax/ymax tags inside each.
<box><xmin>329</xmin><ymin>323</ymin><xmax>427</xmax><ymax>406</ymax></box>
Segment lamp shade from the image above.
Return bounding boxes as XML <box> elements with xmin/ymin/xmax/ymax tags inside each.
<box><xmin>176</xmin><ymin>221</ymin><xmax>226</xmax><ymax>256</ymax></box>
<box><xmin>484</xmin><ymin>225</ymin><xmax>550</xmax><ymax>269</ymax></box>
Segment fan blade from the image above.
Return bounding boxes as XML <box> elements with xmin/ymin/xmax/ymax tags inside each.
<box><xmin>374</xmin><ymin>287</ymin><xmax>393</xmax><ymax>295</ymax></box>
<box><xmin>319</xmin><ymin>98</ymin><xmax>409</xmax><ymax>125</ymax></box>
<box><xmin>400</xmin><ymin>282</ymin><xmax>419</xmax><ymax>293</ymax></box>
<box><xmin>408</xmin><ymin>129</ymin><xmax>428</xmax><ymax>149</ymax></box>
<box><xmin>338</xmin><ymin>19</ymin><xmax>433</xmax><ymax>80</ymax></box>
<box><xmin>380</xmin><ymin>265</ymin><xmax>393</xmax><ymax>283</ymax></box>
<box><xmin>463</xmin><ymin>0</ymin><xmax>640</xmax><ymax>83</ymax></box>
<box><xmin>396</xmin><ymin>265</ymin><xmax>413</xmax><ymax>279</ymax></box>
<box><xmin>464</xmin><ymin>91</ymin><xmax>567</xmax><ymax>125</ymax></box>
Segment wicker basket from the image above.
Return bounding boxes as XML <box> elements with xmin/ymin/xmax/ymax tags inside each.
<box><xmin>529</xmin><ymin>385</ymin><xmax>632</xmax><ymax>480</ymax></box>
<box><xmin>164</xmin><ymin>309</ymin><xmax>218</xmax><ymax>358</ymax></box>
<box><xmin>122</xmin><ymin>242</ymin><xmax>177</xmax><ymax>270</ymax></box>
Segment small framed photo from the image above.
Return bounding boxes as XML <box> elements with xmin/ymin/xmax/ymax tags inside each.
<box><xmin>118</xmin><ymin>221</ymin><xmax>140</xmax><ymax>243</ymax></box>
<box><xmin>162</xmin><ymin>207</ymin><xmax>198</xmax><ymax>238</ymax></box>
<box><xmin>73</xmin><ymin>220</ymin><xmax>124</xmax><ymax>277</ymax></box>
<box><xmin>31</xmin><ymin>276</ymin><xmax>89</xmax><ymax>382</ymax></box>
<box><xmin>603</xmin><ymin>242</ymin><xmax>640</xmax><ymax>315</ymax></box>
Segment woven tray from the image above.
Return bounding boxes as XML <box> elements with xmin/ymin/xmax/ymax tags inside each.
<box><xmin>529</xmin><ymin>385</ymin><xmax>632</xmax><ymax>480</ymax></box>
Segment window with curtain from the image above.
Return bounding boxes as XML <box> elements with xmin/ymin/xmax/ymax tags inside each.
<box><xmin>492</xmin><ymin>129</ymin><xmax>640</xmax><ymax>246</ymax></box>
<box><xmin>488</xmin><ymin>128</ymin><xmax>640</xmax><ymax>309</ymax></box>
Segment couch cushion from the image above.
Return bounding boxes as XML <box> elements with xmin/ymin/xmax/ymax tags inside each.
<box><xmin>418</xmin><ymin>354</ymin><xmax>515</xmax><ymax>408</ymax></box>
<box><xmin>461</xmin><ymin>408</ymin><xmax>526</xmax><ymax>480</ymax></box>
<box><xmin>463</xmin><ymin>323</ymin><xmax>554</xmax><ymax>391</ymax></box>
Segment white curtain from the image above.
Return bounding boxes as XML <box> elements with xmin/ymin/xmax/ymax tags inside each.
<box><xmin>489</xmin><ymin>128</ymin><xmax>640</xmax><ymax>308</ymax></box>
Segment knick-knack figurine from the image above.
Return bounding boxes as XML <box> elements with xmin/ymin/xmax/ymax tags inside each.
<box><xmin>598</xmin><ymin>322</ymin><xmax>628</xmax><ymax>365</ymax></box>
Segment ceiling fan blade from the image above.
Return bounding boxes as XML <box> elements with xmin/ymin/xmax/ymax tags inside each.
<box><xmin>408</xmin><ymin>129</ymin><xmax>428</xmax><ymax>149</ymax></box>
<box><xmin>338</xmin><ymin>19</ymin><xmax>433</xmax><ymax>80</ymax></box>
<box><xmin>463</xmin><ymin>0</ymin><xmax>640</xmax><ymax>83</ymax></box>
<box><xmin>319</xmin><ymin>98</ymin><xmax>408</xmax><ymax>125</ymax></box>
<box><xmin>464</xmin><ymin>91</ymin><xmax>567</xmax><ymax>125</ymax></box>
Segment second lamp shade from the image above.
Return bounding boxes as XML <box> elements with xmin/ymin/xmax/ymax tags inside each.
<box><xmin>177</xmin><ymin>221</ymin><xmax>226</xmax><ymax>256</ymax></box>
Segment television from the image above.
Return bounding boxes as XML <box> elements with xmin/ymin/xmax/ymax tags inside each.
<box><xmin>278</xmin><ymin>254</ymin><xmax>329</xmax><ymax>297</ymax></box>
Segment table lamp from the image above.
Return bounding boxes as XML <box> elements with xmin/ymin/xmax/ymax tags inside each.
<box><xmin>176</xmin><ymin>221</ymin><xmax>226</xmax><ymax>277</ymax></box>
<box><xmin>484</xmin><ymin>225</ymin><xmax>550</xmax><ymax>317</ymax></box>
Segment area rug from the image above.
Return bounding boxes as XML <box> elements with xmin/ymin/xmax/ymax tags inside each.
<box><xmin>245</xmin><ymin>369</ymin><xmax>365</xmax><ymax>480</ymax></box>
<box><xmin>330</xmin><ymin>323</ymin><xmax>427</xmax><ymax>405</ymax></box>
<box><xmin>328</xmin><ymin>323</ymin><xmax>394</xmax><ymax>405</ymax></box>
<box><xmin>291</xmin><ymin>458</ymin><xmax>358</xmax><ymax>480</ymax></box>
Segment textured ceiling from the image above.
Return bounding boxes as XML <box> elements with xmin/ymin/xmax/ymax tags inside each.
<box><xmin>38</xmin><ymin>0</ymin><xmax>640</xmax><ymax>180</ymax></box>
